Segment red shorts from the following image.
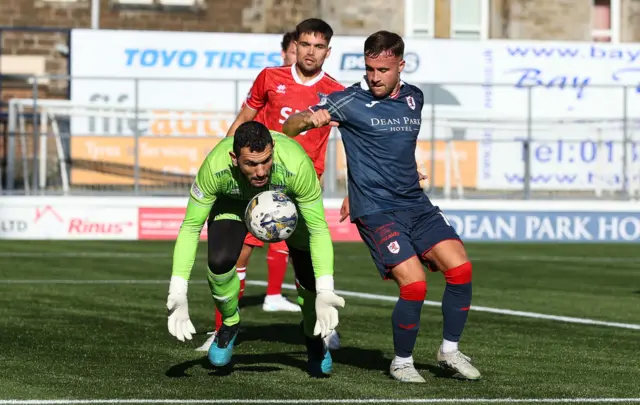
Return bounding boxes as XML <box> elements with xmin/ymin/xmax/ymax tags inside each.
<box><xmin>244</xmin><ymin>232</ymin><xmax>289</xmax><ymax>251</ymax></box>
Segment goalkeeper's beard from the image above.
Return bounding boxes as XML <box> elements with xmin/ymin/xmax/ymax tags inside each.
<box><xmin>251</xmin><ymin>175</ymin><xmax>269</xmax><ymax>187</ymax></box>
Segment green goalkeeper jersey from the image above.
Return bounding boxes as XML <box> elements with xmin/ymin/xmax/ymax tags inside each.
<box><xmin>172</xmin><ymin>131</ymin><xmax>333</xmax><ymax>282</ymax></box>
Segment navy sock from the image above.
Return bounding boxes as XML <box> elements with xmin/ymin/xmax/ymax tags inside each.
<box><xmin>442</xmin><ymin>262</ymin><xmax>472</xmax><ymax>342</ymax></box>
<box><xmin>392</xmin><ymin>281</ymin><xmax>426</xmax><ymax>358</ymax></box>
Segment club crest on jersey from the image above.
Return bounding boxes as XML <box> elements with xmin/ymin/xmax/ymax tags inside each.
<box><xmin>406</xmin><ymin>96</ymin><xmax>416</xmax><ymax>110</ymax></box>
<box><xmin>387</xmin><ymin>241</ymin><xmax>400</xmax><ymax>254</ymax></box>
<box><xmin>317</xmin><ymin>92</ymin><xmax>328</xmax><ymax>106</ymax></box>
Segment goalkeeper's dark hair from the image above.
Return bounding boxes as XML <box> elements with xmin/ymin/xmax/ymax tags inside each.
<box><xmin>233</xmin><ymin>121</ymin><xmax>274</xmax><ymax>157</ymax></box>
<box><xmin>364</xmin><ymin>30</ymin><xmax>404</xmax><ymax>59</ymax></box>
<box><xmin>281</xmin><ymin>31</ymin><xmax>297</xmax><ymax>52</ymax></box>
<box><xmin>296</xmin><ymin>18</ymin><xmax>333</xmax><ymax>43</ymax></box>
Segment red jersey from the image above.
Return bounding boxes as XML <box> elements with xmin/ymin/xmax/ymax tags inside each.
<box><xmin>244</xmin><ymin>64</ymin><xmax>344</xmax><ymax>177</ymax></box>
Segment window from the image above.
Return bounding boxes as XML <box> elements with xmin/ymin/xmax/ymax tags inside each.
<box><xmin>110</xmin><ymin>0</ymin><xmax>204</xmax><ymax>7</ymax></box>
<box><xmin>404</xmin><ymin>0</ymin><xmax>488</xmax><ymax>39</ymax></box>
<box><xmin>111</xmin><ymin>0</ymin><xmax>154</xmax><ymax>4</ymax></box>
<box><xmin>450</xmin><ymin>0</ymin><xmax>489</xmax><ymax>40</ymax></box>
<box><xmin>405</xmin><ymin>0</ymin><xmax>435</xmax><ymax>38</ymax></box>
<box><xmin>592</xmin><ymin>0</ymin><xmax>620</xmax><ymax>43</ymax></box>
<box><xmin>156</xmin><ymin>0</ymin><xmax>199</xmax><ymax>5</ymax></box>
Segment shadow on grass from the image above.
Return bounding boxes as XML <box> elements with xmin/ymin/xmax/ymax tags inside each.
<box><xmin>166</xmin><ymin>322</ymin><xmax>454</xmax><ymax>379</ymax></box>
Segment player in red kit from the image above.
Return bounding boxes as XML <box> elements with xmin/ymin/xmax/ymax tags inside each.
<box><xmin>196</xmin><ymin>20</ymin><xmax>344</xmax><ymax>352</ymax></box>
<box><xmin>252</xmin><ymin>31</ymin><xmax>297</xmax><ymax>125</ymax></box>
<box><xmin>281</xmin><ymin>30</ymin><xmax>298</xmax><ymax>67</ymax></box>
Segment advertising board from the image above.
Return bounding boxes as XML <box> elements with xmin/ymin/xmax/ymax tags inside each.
<box><xmin>1</xmin><ymin>197</ymin><xmax>637</xmax><ymax>242</ymax></box>
<box><xmin>0</xmin><ymin>202</ymin><xmax>137</xmax><ymax>240</ymax></box>
<box><xmin>69</xmin><ymin>30</ymin><xmax>640</xmax><ymax>191</ymax></box>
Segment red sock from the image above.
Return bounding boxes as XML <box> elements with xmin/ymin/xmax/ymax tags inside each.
<box><xmin>215</xmin><ymin>308</ymin><xmax>222</xmax><ymax>331</ymax></box>
<box><xmin>214</xmin><ymin>267</ymin><xmax>247</xmax><ymax>332</ymax></box>
<box><xmin>237</xmin><ymin>267</ymin><xmax>246</xmax><ymax>300</ymax></box>
<box><xmin>266</xmin><ymin>243</ymin><xmax>289</xmax><ymax>296</ymax></box>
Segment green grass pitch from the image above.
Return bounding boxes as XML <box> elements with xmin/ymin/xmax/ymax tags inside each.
<box><xmin>0</xmin><ymin>241</ymin><xmax>639</xmax><ymax>404</ymax></box>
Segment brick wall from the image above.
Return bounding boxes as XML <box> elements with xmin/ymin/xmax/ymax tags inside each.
<box><xmin>0</xmin><ymin>0</ymin><xmax>260</xmax><ymax>102</ymax></box>
<box><xmin>320</xmin><ymin>0</ymin><xmax>404</xmax><ymax>36</ymax></box>
<box><xmin>489</xmin><ymin>0</ymin><xmax>640</xmax><ymax>42</ymax></box>
<box><xmin>621</xmin><ymin>0</ymin><xmax>640</xmax><ymax>42</ymax></box>
<box><xmin>0</xmin><ymin>0</ymin><xmax>256</xmax><ymax>32</ymax></box>
<box><xmin>490</xmin><ymin>0</ymin><xmax>593</xmax><ymax>41</ymax></box>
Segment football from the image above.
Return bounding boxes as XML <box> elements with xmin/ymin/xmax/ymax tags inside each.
<box><xmin>244</xmin><ymin>190</ymin><xmax>298</xmax><ymax>242</ymax></box>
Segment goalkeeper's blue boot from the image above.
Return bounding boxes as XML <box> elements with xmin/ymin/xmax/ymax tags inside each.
<box><xmin>305</xmin><ymin>333</ymin><xmax>333</xmax><ymax>376</ymax></box>
<box><xmin>208</xmin><ymin>322</ymin><xmax>240</xmax><ymax>367</ymax></box>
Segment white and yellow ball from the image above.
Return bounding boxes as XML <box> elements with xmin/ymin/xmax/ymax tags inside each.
<box><xmin>244</xmin><ymin>190</ymin><xmax>298</xmax><ymax>242</ymax></box>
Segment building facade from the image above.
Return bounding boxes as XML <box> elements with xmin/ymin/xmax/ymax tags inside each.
<box><xmin>0</xmin><ymin>0</ymin><xmax>634</xmax><ymax>99</ymax></box>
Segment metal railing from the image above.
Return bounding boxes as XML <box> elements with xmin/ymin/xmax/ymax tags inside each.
<box><xmin>2</xmin><ymin>75</ymin><xmax>640</xmax><ymax>201</ymax></box>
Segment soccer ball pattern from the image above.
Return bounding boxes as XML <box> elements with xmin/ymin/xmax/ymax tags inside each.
<box><xmin>244</xmin><ymin>190</ymin><xmax>298</xmax><ymax>242</ymax></box>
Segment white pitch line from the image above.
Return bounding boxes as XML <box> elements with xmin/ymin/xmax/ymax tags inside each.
<box><xmin>264</xmin><ymin>281</ymin><xmax>640</xmax><ymax>331</ymax></box>
<box><xmin>2</xmin><ymin>398</ymin><xmax>640</xmax><ymax>404</ymax></box>
<box><xmin>1</xmin><ymin>279</ymin><xmax>639</xmax><ymax>331</ymax></box>
<box><xmin>0</xmin><ymin>251</ymin><xmax>639</xmax><ymax>264</ymax></box>
<box><xmin>0</xmin><ymin>280</ymin><xmax>169</xmax><ymax>285</ymax></box>
<box><xmin>0</xmin><ymin>252</ymin><xmax>171</xmax><ymax>259</ymax></box>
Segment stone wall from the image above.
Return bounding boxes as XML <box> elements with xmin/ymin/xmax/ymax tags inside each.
<box><xmin>490</xmin><ymin>0</ymin><xmax>593</xmax><ymax>40</ymax></box>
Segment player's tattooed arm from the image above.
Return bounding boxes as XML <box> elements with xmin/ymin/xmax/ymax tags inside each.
<box><xmin>282</xmin><ymin>109</ymin><xmax>335</xmax><ymax>137</ymax></box>
<box><xmin>282</xmin><ymin>110</ymin><xmax>312</xmax><ymax>137</ymax></box>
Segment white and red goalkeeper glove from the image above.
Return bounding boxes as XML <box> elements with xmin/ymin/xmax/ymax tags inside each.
<box><xmin>166</xmin><ymin>276</ymin><xmax>196</xmax><ymax>342</ymax></box>
<box><xmin>313</xmin><ymin>276</ymin><xmax>345</xmax><ymax>338</ymax></box>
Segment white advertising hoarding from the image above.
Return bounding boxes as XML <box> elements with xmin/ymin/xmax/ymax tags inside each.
<box><xmin>69</xmin><ymin>30</ymin><xmax>640</xmax><ymax>191</ymax></box>
<box><xmin>70</xmin><ymin>29</ymin><xmax>640</xmax><ymax>120</ymax></box>
<box><xmin>0</xmin><ymin>200</ymin><xmax>138</xmax><ymax>240</ymax></box>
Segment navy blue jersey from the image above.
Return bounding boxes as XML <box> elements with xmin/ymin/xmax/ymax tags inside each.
<box><xmin>311</xmin><ymin>80</ymin><xmax>432</xmax><ymax>221</ymax></box>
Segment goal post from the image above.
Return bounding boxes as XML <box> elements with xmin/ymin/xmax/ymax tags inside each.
<box><xmin>5</xmin><ymin>98</ymin><xmax>237</xmax><ymax>196</ymax></box>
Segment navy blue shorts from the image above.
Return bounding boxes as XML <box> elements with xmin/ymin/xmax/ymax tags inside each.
<box><xmin>355</xmin><ymin>205</ymin><xmax>461</xmax><ymax>279</ymax></box>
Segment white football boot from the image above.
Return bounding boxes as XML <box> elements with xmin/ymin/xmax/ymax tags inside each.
<box><xmin>436</xmin><ymin>346</ymin><xmax>482</xmax><ymax>380</ymax></box>
<box><xmin>389</xmin><ymin>358</ymin><xmax>426</xmax><ymax>383</ymax></box>
<box><xmin>262</xmin><ymin>294</ymin><xmax>301</xmax><ymax>312</ymax></box>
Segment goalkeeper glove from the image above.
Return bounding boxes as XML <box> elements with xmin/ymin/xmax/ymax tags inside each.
<box><xmin>166</xmin><ymin>275</ymin><xmax>196</xmax><ymax>342</ymax></box>
<box><xmin>313</xmin><ymin>275</ymin><xmax>345</xmax><ymax>338</ymax></box>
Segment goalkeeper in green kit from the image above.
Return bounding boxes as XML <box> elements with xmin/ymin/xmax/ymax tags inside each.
<box><xmin>166</xmin><ymin>121</ymin><xmax>345</xmax><ymax>376</ymax></box>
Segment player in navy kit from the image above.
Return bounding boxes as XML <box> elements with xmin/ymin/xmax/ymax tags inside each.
<box><xmin>283</xmin><ymin>30</ymin><xmax>481</xmax><ymax>383</ymax></box>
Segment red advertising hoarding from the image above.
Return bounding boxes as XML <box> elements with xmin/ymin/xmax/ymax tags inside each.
<box><xmin>138</xmin><ymin>208</ymin><xmax>361</xmax><ymax>241</ymax></box>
